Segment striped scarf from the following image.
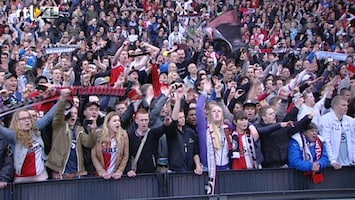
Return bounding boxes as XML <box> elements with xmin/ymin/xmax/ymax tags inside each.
<box><xmin>206</xmin><ymin>123</ymin><xmax>232</xmax><ymax>178</ymax></box>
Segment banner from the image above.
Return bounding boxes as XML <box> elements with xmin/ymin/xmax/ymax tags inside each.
<box><xmin>45</xmin><ymin>45</ymin><xmax>80</xmax><ymax>55</ymax></box>
<box><xmin>0</xmin><ymin>86</ymin><xmax>127</xmax><ymax>118</ymax></box>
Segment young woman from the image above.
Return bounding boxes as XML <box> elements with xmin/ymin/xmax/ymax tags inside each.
<box><xmin>0</xmin><ymin>89</ymin><xmax>70</xmax><ymax>183</ymax></box>
<box><xmin>206</xmin><ymin>101</ymin><xmax>232</xmax><ymax>171</ymax></box>
<box><xmin>205</xmin><ymin>101</ymin><xmax>233</xmax><ymax>195</ymax></box>
<box><xmin>91</xmin><ymin>112</ymin><xmax>129</xmax><ymax>180</ymax></box>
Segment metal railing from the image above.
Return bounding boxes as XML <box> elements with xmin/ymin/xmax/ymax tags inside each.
<box><xmin>1</xmin><ymin>167</ymin><xmax>355</xmax><ymax>200</ymax></box>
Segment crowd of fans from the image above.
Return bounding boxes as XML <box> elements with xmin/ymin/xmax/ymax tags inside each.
<box><xmin>0</xmin><ymin>0</ymin><xmax>355</xmax><ymax>189</ymax></box>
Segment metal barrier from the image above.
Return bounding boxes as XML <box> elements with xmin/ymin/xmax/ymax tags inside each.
<box><xmin>1</xmin><ymin>167</ymin><xmax>355</xmax><ymax>200</ymax></box>
<box><xmin>0</xmin><ymin>186</ymin><xmax>11</xmax><ymax>200</ymax></box>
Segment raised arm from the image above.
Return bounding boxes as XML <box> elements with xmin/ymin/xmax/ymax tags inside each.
<box><xmin>112</xmin><ymin>40</ymin><xmax>130</xmax><ymax>67</ymax></box>
<box><xmin>149</xmin><ymin>94</ymin><xmax>169</xmax><ymax>127</ymax></box>
<box><xmin>37</xmin><ymin>89</ymin><xmax>71</xmax><ymax>130</ymax></box>
<box><xmin>214</xmin><ymin>80</ymin><xmax>233</xmax><ymax>122</ymax></box>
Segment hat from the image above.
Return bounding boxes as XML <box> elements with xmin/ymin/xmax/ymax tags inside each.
<box><xmin>116</xmin><ymin>26</ymin><xmax>121</xmax><ymax>30</ymax></box>
<box><xmin>4</xmin><ymin>72</ymin><xmax>17</xmax><ymax>80</ymax></box>
<box><xmin>94</xmin><ymin>77</ymin><xmax>109</xmax><ymax>86</ymax></box>
<box><xmin>160</xmin><ymin>62</ymin><xmax>170</xmax><ymax>73</ymax></box>
<box><xmin>84</xmin><ymin>101</ymin><xmax>100</xmax><ymax>109</ymax></box>
<box><xmin>243</xmin><ymin>99</ymin><xmax>259</xmax><ymax>107</ymax></box>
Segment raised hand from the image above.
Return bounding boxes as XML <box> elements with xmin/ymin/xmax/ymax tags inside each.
<box><xmin>60</xmin><ymin>89</ymin><xmax>71</xmax><ymax>99</ymax></box>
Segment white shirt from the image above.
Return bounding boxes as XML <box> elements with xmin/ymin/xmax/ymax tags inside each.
<box><xmin>318</xmin><ymin>110</ymin><xmax>355</xmax><ymax>166</ymax></box>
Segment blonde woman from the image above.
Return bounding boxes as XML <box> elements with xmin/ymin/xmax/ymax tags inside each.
<box><xmin>91</xmin><ymin>112</ymin><xmax>129</xmax><ymax>180</ymax></box>
<box><xmin>0</xmin><ymin>89</ymin><xmax>71</xmax><ymax>183</ymax></box>
<box><xmin>197</xmin><ymin>79</ymin><xmax>233</xmax><ymax>194</ymax></box>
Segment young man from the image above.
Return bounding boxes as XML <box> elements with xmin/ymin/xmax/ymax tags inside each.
<box><xmin>81</xmin><ymin>102</ymin><xmax>101</xmax><ymax>176</ymax></box>
<box><xmin>243</xmin><ymin>99</ymin><xmax>260</xmax><ymax>124</ymax></box>
<box><xmin>319</xmin><ymin>95</ymin><xmax>355</xmax><ymax>170</ymax></box>
<box><xmin>255</xmin><ymin>106</ymin><xmax>314</xmax><ymax>168</ymax></box>
<box><xmin>46</xmin><ymin>100</ymin><xmax>95</xmax><ymax>179</ymax></box>
<box><xmin>166</xmin><ymin>89</ymin><xmax>202</xmax><ymax>174</ymax></box>
<box><xmin>231</xmin><ymin>111</ymin><xmax>261</xmax><ymax>169</ymax></box>
<box><xmin>126</xmin><ymin>108</ymin><xmax>174</xmax><ymax>177</ymax></box>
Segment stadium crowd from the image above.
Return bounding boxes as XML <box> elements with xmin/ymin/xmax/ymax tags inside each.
<box><xmin>0</xmin><ymin>0</ymin><xmax>355</xmax><ymax>189</ymax></box>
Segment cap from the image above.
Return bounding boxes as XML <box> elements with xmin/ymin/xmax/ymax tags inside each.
<box><xmin>4</xmin><ymin>72</ymin><xmax>17</xmax><ymax>80</ymax></box>
<box><xmin>160</xmin><ymin>63</ymin><xmax>170</xmax><ymax>73</ymax></box>
<box><xmin>243</xmin><ymin>99</ymin><xmax>259</xmax><ymax>107</ymax></box>
<box><xmin>94</xmin><ymin>77</ymin><xmax>109</xmax><ymax>86</ymax></box>
<box><xmin>84</xmin><ymin>101</ymin><xmax>100</xmax><ymax>109</ymax></box>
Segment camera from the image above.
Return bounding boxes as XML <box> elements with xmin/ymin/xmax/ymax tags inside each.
<box><xmin>173</xmin><ymin>83</ymin><xmax>183</xmax><ymax>90</ymax></box>
<box><xmin>84</xmin><ymin>119</ymin><xmax>93</xmax><ymax>125</ymax></box>
<box><xmin>36</xmin><ymin>84</ymin><xmax>48</xmax><ymax>91</ymax></box>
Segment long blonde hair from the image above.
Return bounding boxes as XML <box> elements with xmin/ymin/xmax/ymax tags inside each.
<box><xmin>9</xmin><ymin>110</ymin><xmax>39</xmax><ymax>148</ymax></box>
<box><xmin>96</xmin><ymin>112</ymin><xmax>126</xmax><ymax>148</ymax></box>
<box><xmin>207</xmin><ymin>101</ymin><xmax>224</xmax><ymax>149</ymax></box>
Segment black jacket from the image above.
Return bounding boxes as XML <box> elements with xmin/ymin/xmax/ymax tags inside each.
<box><xmin>166</xmin><ymin>123</ymin><xmax>199</xmax><ymax>172</ymax></box>
<box><xmin>255</xmin><ymin>115</ymin><xmax>312</xmax><ymax>168</ymax></box>
<box><xmin>126</xmin><ymin>123</ymin><xmax>175</xmax><ymax>174</ymax></box>
<box><xmin>0</xmin><ymin>138</ymin><xmax>14</xmax><ymax>183</ymax></box>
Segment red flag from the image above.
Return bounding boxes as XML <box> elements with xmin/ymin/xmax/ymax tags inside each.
<box><xmin>208</xmin><ymin>10</ymin><xmax>239</xmax><ymax>28</ymax></box>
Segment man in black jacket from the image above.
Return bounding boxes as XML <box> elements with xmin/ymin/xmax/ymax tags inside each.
<box><xmin>167</xmin><ymin>90</ymin><xmax>203</xmax><ymax>174</ymax></box>
<box><xmin>126</xmin><ymin>108</ymin><xmax>175</xmax><ymax>177</ymax></box>
<box><xmin>0</xmin><ymin>137</ymin><xmax>14</xmax><ymax>188</ymax></box>
<box><xmin>255</xmin><ymin>105</ymin><xmax>314</xmax><ymax>168</ymax></box>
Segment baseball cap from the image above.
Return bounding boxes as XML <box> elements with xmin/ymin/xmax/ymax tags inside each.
<box><xmin>94</xmin><ymin>77</ymin><xmax>109</xmax><ymax>86</ymax></box>
<box><xmin>4</xmin><ymin>72</ymin><xmax>17</xmax><ymax>80</ymax></box>
<box><xmin>243</xmin><ymin>99</ymin><xmax>259</xmax><ymax>107</ymax></box>
<box><xmin>84</xmin><ymin>101</ymin><xmax>100</xmax><ymax>109</ymax></box>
